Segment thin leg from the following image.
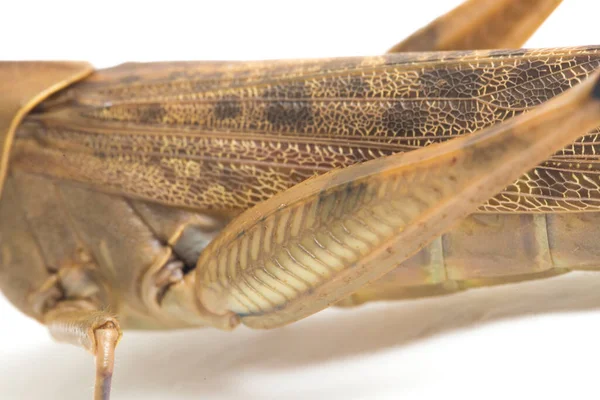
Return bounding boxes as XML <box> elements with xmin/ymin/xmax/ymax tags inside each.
<box><xmin>94</xmin><ymin>322</ymin><xmax>119</xmax><ymax>400</ymax></box>
<box><xmin>44</xmin><ymin>301</ymin><xmax>121</xmax><ymax>400</ymax></box>
<box><xmin>387</xmin><ymin>0</ymin><xmax>562</xmax><ymax>53</ymax></box>
<box><xmin>195</xmin><ymin>70</ymin><xmax>600</xmax><ymax>329</ymax></box>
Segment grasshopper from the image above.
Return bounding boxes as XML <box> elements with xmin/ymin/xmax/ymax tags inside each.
<box><xmin>4</xmin><ymin>0</ymin><xmax>600</xmax><ymax>398</ymax></box>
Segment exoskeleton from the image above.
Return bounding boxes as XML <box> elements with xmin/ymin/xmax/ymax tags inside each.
<box><xmin>4</xmin><ymin>0</ymin><xmax>600</xmax><ymax>398</ymax></box>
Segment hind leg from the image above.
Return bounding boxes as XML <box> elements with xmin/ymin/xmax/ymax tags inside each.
<box><xmin>388</xmin><ymin>0</ymin><xmax>562</xmax><ymax>52</ymax></box>
<box><xmin>195</xmin><ymin>70</ymin><xmax>600</xmax><ymax>329</ymax></box>
<box><xmin>364</xmin><ymin>0</ymin><xmax>565</xmax><ymax>307</ymax></box>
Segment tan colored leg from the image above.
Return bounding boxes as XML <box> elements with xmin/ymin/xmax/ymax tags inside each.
<box><xmin>44</xmin><ymin>301</ymin><xmax>121</xmax><ymax>400</ymax></box>
<box><xmin>195</xmin><ymin>70</ymin><xmax>600</xmax><ymax>329</ymax></box>
<box><xmin>387</xmin><ymin>0</ymin><xmax>562</xmax><ymax>53</ymax></box>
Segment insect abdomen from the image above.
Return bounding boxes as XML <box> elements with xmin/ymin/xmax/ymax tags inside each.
<box><xmin>341</xmin><ymin>212</ymin><xmax>600</xmax><ymax>304</ymax></box>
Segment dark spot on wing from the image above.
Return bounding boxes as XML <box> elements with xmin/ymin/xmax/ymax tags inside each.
<box><xmin>265</xmin><ymin>101</ymin><xmax>313</xmax><ymax>130</ymax></box>
<box><xmin>264</xmin><ymin>102</ymin><xmax>310</xmax><ymax>131</ymax></box>
<box><xmin>263</xmin><ymin>82</ymin><xmax>313</xmax><ymax>131</ymax></box>
<box><xmin>214</xmin><ymin>97</ymin><xmax>241</xmax><ymax>120</ymax></box>
<box><xmin>515</xmin><ymin>60</ymin><xmax>547</xmax><ymax>85</ymax></box>
<box><xmin>137</xmin><ymin>104</ymin><xmax>167</xmax><ymax>123</ymax></box>
<box><xmin>381</xmin><ymin>102</ymin><xmax>430</xmax><ymax>137</ymax></box>
<box><xmin>346</xmin><ymin>76</ymin><xmax>371</xmax><ymax>98</ymax></box>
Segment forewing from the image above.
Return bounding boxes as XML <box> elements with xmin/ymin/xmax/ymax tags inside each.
<box><xmin>13</xmin><ymin>47</ymin><xmax>600</xmax><ymax>213</ymax></box>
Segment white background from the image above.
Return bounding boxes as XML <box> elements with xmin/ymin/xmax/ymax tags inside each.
<box><xmin>2</xmin><ymin>1</ymin><xmax>600</xmax><ymax>399</ymax></box>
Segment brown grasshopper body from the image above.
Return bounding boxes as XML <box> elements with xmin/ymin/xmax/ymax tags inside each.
<box><xmin>3</xmin><ymin>0</ymin><xmax>600</xmax><ymax>398</ymax></box>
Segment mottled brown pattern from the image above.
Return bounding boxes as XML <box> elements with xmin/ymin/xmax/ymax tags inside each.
<box><xmin>15</xmin><ymin>47</ymin><xmax>600</xmax><ymax>214</ymax></box>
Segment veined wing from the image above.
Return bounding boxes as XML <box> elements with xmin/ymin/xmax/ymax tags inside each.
<box><xmin>13</xmin><ymin>46</ymin><xmax>600</xmax><ymax>213</ymax></box>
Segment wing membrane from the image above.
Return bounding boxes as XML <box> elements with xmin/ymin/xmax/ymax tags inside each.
<box><xmin>14</xmin><ymin>46</ymin><xmax>600</xmax><ymax>213</ymax></box>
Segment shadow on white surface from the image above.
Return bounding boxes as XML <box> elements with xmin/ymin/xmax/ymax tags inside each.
<box><xmin>3</xmin><ymin>271</ymin><xmax>600</xmax><ymax>399</ymax></box>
